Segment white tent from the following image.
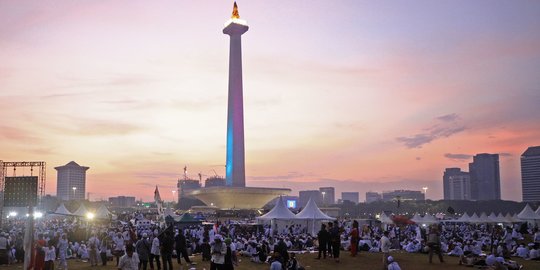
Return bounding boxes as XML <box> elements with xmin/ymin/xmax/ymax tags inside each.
<box><xmin>95</xmin><ymin>205</ymin><xmax>112</xmax><ymax>219</ymax></box>
<box><xmin>296</xmin><ymin>198</ymin><xmax>335</xmax><ymax>235</ymax></box>
<box><xmin>73</xmin><ymin>204</ymin><xmax>88</xmax><ymax>216</ymax></box>
<box><xmin>457</xmin><ymin>213</ymin><xmax>471</xmax><ymax>223</ymax></box>
<box><xmin>421</xmin><ymin>214</ymin><xmax>438</xmax><ymax>224</ymax></box>
<box><xmin>517</xmin><ymin>204</ymin><xmax>540</xmax><ymax>220</ymax></box>
<box><xmin>257</xmin><ymin>196</ymin><xmax>297</xmax><ymax>220</ymax></box>
<box><xmin>487</xmin><ymin>212</ymin><xmax>499</xmax><ymax>223</ymax></box>
<box><xmin>378</xmin><ymin>212</ymin><xmax>394</xmax><ymax>225</ymax></box>
<box><xmin>54</xmin><ymin>204</ymin><xmax>72</xmax><ymax>215</ymax></box>
<box><xmin>496</xmin><ymin>213</ymin><xmax>507</xmax><ymax>223</ymax></box>
<box><xmin>257</xmin><ymin>197</ymin><xmax>298</xmax><ymax>235</ymax></box>
<box><xmin>469</xmin><ymin>213</ymin><xmax>481</xmax><ymax>223</ymax></box>
<box><xmin>296</xmin><ymin>198</ymin><xmax>335</xmax><ymax>220</ymax></box>
<box><xmin>505</xmin><ymin>213</ymin><xmax>519</xmax><ymax>223</ymax></box>
<box><xmin>479</xmin><ymin>212</ymin><xmax>490</xmax><ymax>223</ymax></box>
<box><xmin>411</xmin><ymin>213</ymin><xmax>423</xmax><ymax>224</ymax></box>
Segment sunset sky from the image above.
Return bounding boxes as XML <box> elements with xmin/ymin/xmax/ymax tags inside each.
<box><xmin>1</xmin><ymin>1</ymin><xmax>539</xmax><ymax>202</ymax></box>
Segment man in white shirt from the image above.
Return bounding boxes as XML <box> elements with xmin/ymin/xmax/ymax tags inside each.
<box><xmin>380</xmin><ymin>231</ymin><xmax>391</xmax><ymax>270</ymax></box>
<box><xmin>118</xmin><ymin>245</ymin><xmax>139</xmax><ymax>270</ymax></box>
<box><xmin>387</xmin><ymin>256</ymin><xmax>401</xmax><ymax>270</ymax></box>
<box><xmin>210</xmin><ymin>235</ymin><xmax>226</xmax><ymax>269</ymax></box>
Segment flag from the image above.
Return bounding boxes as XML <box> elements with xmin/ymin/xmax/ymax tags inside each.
<box><xmin>154</xmin><ymin>186</ymin><xmax>163</xmax><ymax>216</ymax></box>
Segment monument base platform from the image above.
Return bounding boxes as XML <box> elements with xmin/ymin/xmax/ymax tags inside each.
<box><xmin>187</xmin><ymin>186</ymin><xmax>291</xmax><ymax>210</ymax></box>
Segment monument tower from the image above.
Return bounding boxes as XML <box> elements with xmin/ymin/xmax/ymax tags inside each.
<box><xmin>224</xmin><ymin>2</ymin><xmax>248</xmax><ymax>187</ymax></box>
<box><xmin>188</xmin><ymin>3</ymin><xmax>290</xmax><ymax>209</ymax></box>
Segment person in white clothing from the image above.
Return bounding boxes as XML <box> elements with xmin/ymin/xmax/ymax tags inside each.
<box><xmin>57</xmin><ymin>234</ymin><xmax>69</xmax><ymax>270</ymax></box>
<box><xmin>387</xmin><ymin>256</ymin><xmax>401</xmax><ymax>270</ymax></box>
<box><xmin>380</xmin><ymin>231</ymin><xmax>391</xmax><ymax>270</ymax></box>
<box><xmin>118</xmin><ymin>245</ymin><xmax>139</xmax><ymax>270</ymax></box>
<box><xmin>150</xmin><ymin>233</ymin><xmax>161</xmax><ymax>270</ymax></box>
<box><xmin>44</xmin><ymin>242</ymin><xmax>56</xmax><ymax>270</ymax></box>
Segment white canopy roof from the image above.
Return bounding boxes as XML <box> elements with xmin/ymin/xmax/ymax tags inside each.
<box><xmin>95</xmin><ymin>205</ymin><xmax>112</xmax><ymax>219</ymax></box>
<box><xmin>496</xmin><ymin>213</ymin><xmax>507</xmax><ymax>223</ymax></box>
<box><xmin>504</xmin><ymin>213</ymin><xmax>519</xmax><ymax>223</ymax></box>
<box><xmin>536</xmin><ymin>206</ymin><xmax>540</xmax><ymax>216</ymax></box>
<box><xmin>411</xmin><ymin>213</ymin><xmax>423</xmax><ymax>223</ymax></box>
<box><xmin>54</xmin><ymin>204</ymin><xmax>72</xmax><ymax>215</ymax></box>
<box><xmin>379</xmin><ymin>212</ymin><xmax>394</xmax><ymax>224</ymax></box>
<box><xmin>487</xmin><ymin>212</ymin><xmax>499</xmax><ymax>223</ymax></box>
<box><xmin>73</xmin><ymin>204</ymin><xmax>88</xmax><ymax>216</ymax></box>
<box><xmin>295</xmin><ymin>198</ymin><xmax>335</xmax><ymax>220</ymax></box>
<box><xmin>517</xmin><ymin>204</ymin><xmax>540</xmax><ymax>220</ymax></box>
<box><xmin>457</xmin><ymin>213</ymin><xmax>471</xmax><ymax>222</ymax></box>
<box><xmin>479</xmin><ymin>212</ymin><xmax>491</xmax><ymax>223</ymax></box>
<box><xmin>258</xmin><ymin>196</ymin><xmax>297</xmax><ymax>220</ymax></box>
<box><xmin>421</xmin><ymin>214</ymin><xmax>438</xmax><ymax>224</ymax></box>
<box><xmin>469</xmin><ymin>213</ymin><xmax>481</xmax><ymax>223</ymax></box>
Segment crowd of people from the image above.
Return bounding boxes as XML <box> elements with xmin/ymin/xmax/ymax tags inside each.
<box><xmin>0</xmin><ymin>211</ymin><xmax>539</xmax><ymax>270</ymax></box>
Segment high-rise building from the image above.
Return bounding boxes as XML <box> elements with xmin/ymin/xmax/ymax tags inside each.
<box><xmin>381</xmin><ymin>190</ymin><xmax>424</xmax><ymax>201</ymax></box>
<box><xmin>55</xmin><ymin>161</ymin><xmax>89</xmax><ymax>201</ymax></box>
<box><xmin>224</xmin><ymin>2</ymin><xmax>249</xmax><ymax>187</ymax></box>
<box><xmin>342</xmin><ymin>192</ymin><xmax>360</xmax><ymax>204</ymax></box>
<box><xmin>469</xmin><ymin>153</ymin><xmax>501</xmax><ymax>200</ymax></box>
<box><xmin>108</xmin><ymin>196</ymin><xmax>136</xmax><ymax>207</ymax></box>
<box><xmin>443</xmin><ymin>168</ymin><xmax>471</xmax><ymax>200</ymax></box>
<box><xmin>521</xmin><ymin>146</ymin><xmax>540</xmax><ymax>202</ymax></box>
<box><xmin>319</xmin><ymin>187</ymin><xmax>335</xmax><ymax>205</ymax></box>
<box><xmin>298</xmin><ymin>190</ymin><xmax>322</xmax><ymax>208</ymax></box>
<box><xmin>365</xmin><ymin>192</ymin><xmax>381</xmax><ymax>203</ymax></box>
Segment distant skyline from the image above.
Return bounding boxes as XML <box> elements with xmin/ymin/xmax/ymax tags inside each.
<box><xmin>1</xmin><ymin>1</ymin><xmax>539</xmax><ymax>201</ymax></box>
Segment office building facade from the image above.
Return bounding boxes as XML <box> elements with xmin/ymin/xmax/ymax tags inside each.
<box><xmin>521</xmin><ymin>146</ymin><xmax>540</xmax><ymax>202</ymax></box>
<box><xmin>319</xmin><ymin>187</ymin><xmax>335</xmax><ymax>205</ymax></box>
<box><xmin>381</xmin><ymin>190</ymin><xmax>424</xmax><ymax>201</ymax></box>
<box><xmin>365</xmin><ymin>192</ymin><xmax>382</xmax><ymax>203</ymax></box>
<box><xmin>469</xmin><ymin>153</ymin><xmax>501</xmax><ymax>200</ymax></box>
<box><xmin>55</xmin><ymin>161</ymin><xmax>89</xmax><ymax>201</ymax></box>
<box><xmin>299</xmin><ymin>190</ymin><xmax>322</xmax><ymax>208</ymax></box>
<box><xmin>443</xmin><ymin>168</ymin><xmax>471</xmax><ymax>200</ymax></box>
<box><xmin>342</xmin><ymin>192</ymin><xmax>360</xmax><ymax>204</ymax></box>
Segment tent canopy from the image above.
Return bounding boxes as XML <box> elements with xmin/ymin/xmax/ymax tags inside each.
<box><xmin>54</xmin><ymin>204</ymin><xmax>72</xmax><ymax>215</ymax></box>
<box><xmin>73</xmin><ymin>204</ymin><xmax>88</xmax><ymax>216</ymax></box>
<box><xmin>378</xmin><ymin>212</ymin><xmax>394</xmax><ymax>224</ymax></box>
<box><xmin>411</xmin><ymin>213</ymin><xmax>423</xmax><ymax>223</ymax></box>
<box><xmin>420</xmin><ymin>214</ymin><xmax>438</xmax><ymax>224</ymax></box>
<box><xmin>258</xmin><ymin>196</ymin><xmax>297</xmax><ymax>220</ymax></box>
<box><xmin>295</xmin><ymin>198</ymin><xmax>335</xmax><ymax>220</ymax></box>
<box><xmin>457</xmin><ymin>213</ymin><xmax>471</xmax><ymax>223</ymax></box>
<box><xmin>517</xmin><ymin>204</ymin><xmax>540</xmax><ymax>220</ymax></box>
<box><xmin>95</xmin><ymin>205</ymin><xmax>112</xmax><ymax>219</ymax></box>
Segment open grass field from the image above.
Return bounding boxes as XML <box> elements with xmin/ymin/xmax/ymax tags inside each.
<box><xmin>4</xmin><ymin>252</ymin><xmax>540</xmax><ymax>270</ymax></box>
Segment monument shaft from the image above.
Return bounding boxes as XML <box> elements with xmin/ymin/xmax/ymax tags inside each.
<box><xmin>224</xmin><ymin>18</ymin><xmax>248</xmax><ymax>187</ymax></box>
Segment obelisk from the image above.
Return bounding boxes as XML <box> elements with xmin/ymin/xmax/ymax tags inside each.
<box><xmin>223</xmin><ymin>2</ymin><xmax>248</xmax><ymax>187</ymax></box>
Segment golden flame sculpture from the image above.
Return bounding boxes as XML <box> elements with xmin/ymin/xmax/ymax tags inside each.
<box><xmin>231</xmin><ymin>2</ymin><xmax>240</xmax><ymax>19</ymax></box>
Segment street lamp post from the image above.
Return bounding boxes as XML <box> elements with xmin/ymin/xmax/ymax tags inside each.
<box><xmin>72</xmin><ymin>187</ymin><xmax>77</xmax><ymax>200</ymax></box>
<box><xmin>422</xmin><ymin>186</ymin><xmax>428</xmax><ymax>206</ymax></box>
<box><xmin>172</xmin><ymin>190</ymin><xmax>177</xmax><ymax>205</ymax></box>
<box><xmin>321</xmin><ymin>191</ymin><xmax>326</xmax><ymax>206</ymax></box>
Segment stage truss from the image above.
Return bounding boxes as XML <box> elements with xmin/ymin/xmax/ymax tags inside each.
<box><xmin>0</xmin><ymin>160</ymin><xmax>46</xmax><ymax>204</ymax></box>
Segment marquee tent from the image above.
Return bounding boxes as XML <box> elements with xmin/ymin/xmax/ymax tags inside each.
<box><xmin>295</xmin><ymin>198</ymin><xmax>335</xmax><ymax>235</ymax></box>
<box><xmin>421</xmin><ymin>214</ymin><xmax>438</xmax><ymax>224</ymax></box>
<box><xmin>73</xmin><ymin>204</ymin><xmax>88</xmax><ymax>217</ymax></box>
<box><xmin>379</xmin><ymin>212</ymin><xmax>394</xmax><ymax>225</ymax></box>
<box><xmin>411</xmin><ymin>213</ymin><xmax>423</xmax><ymax>224</ymax></box>
<box><xmin>257</xmin><ymin>196</ymin><xmax>297</xmax><ymax>221</ymax></box>
<box><xmin>517</xmin><ymin>204</ymin><xmax>540</xmax><ymax>221</ymax></box>
<box><xmin>95</xmin><ymin>205</ymin><xmax>112</xmax><ymax>219</ymax></box>
<box><xmin>54</xmin><ymin>204</ymin><xmax>73</xmax><ymax>216</ymax></box>
<box><xmin>457</xmin><ymin>213</ymin><xmax>471</xmax><ymax>223</ymax></box>
<box><xmin>469</xmin><ymin>213</ymin><xmax>481</xmax><ymax>223</ymax></box>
